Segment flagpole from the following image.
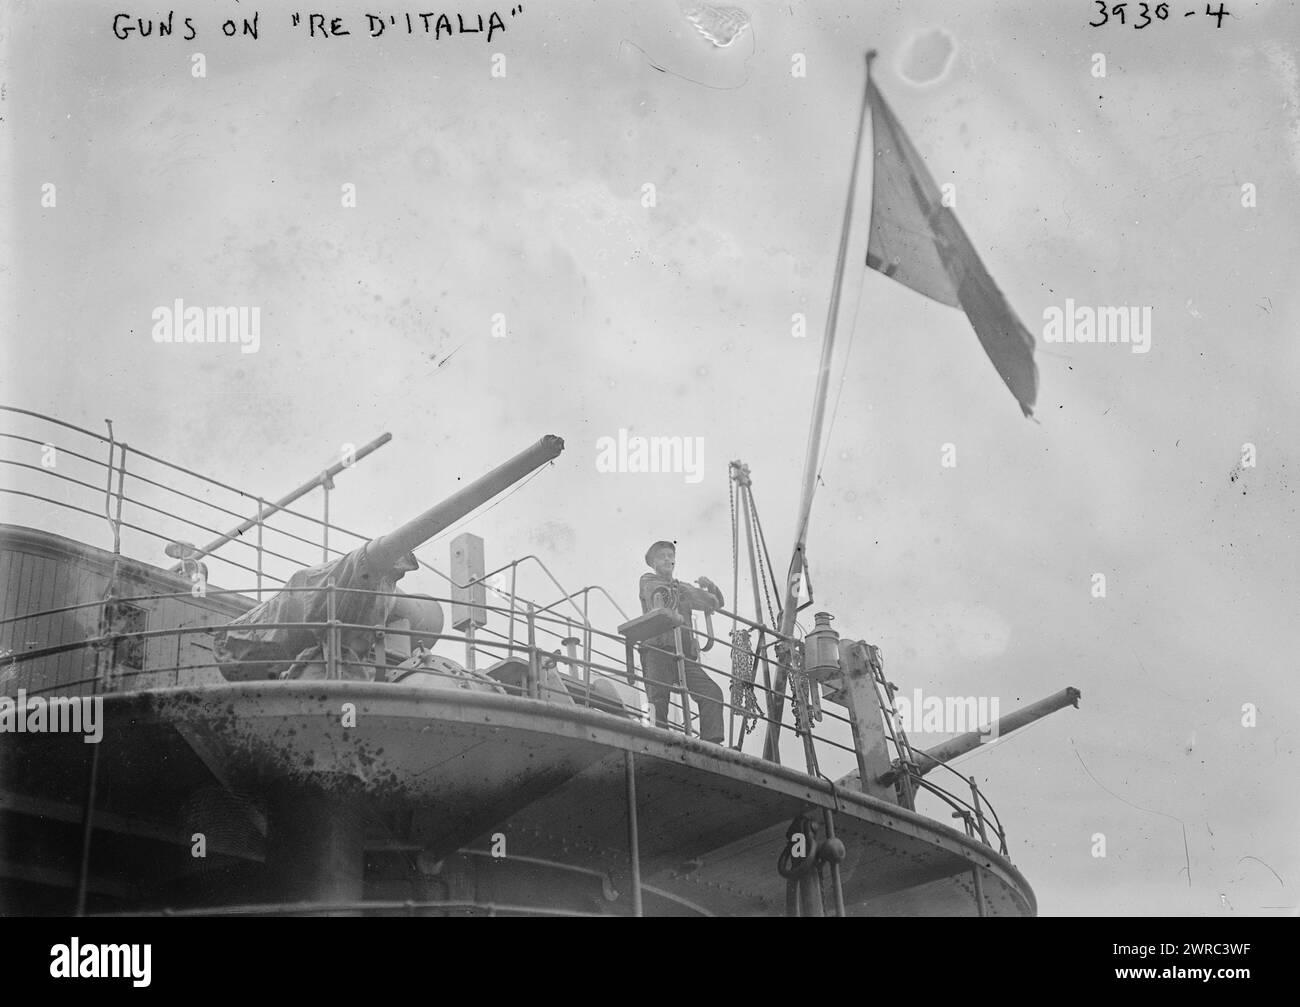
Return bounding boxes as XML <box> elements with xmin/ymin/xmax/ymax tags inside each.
<box><xmin>763</xmin><ymin>50</ymin><xmax>877</xmax><ymax>764</ymax></box>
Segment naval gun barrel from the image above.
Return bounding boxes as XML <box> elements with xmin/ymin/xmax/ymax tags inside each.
<box><xmin>912</xmin><ymin>686</ymin><xmax>1081</xmax><ymax>777</ymax></box>
<box><xmin>366</xmin><ymin>434</ymin><xmax>565</xmax><ymax>571</ymax></box>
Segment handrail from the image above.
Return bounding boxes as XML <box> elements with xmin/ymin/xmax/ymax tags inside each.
<box><xmin>0</xmin><ymin>432</ymin><xmax>326</xmax><ymax>541</ymax></box>
<box><xmin>0</xmin><ymin>514</ymin><xmax>993</xmax><ymax>844</ymax></box>
<box><xmin>0</xmin><ymin>459</ymin><xmax>311</xmax><ymax>570</ymax></box>
<box><xmin>1</xmin><ymin>409</ymin><xmax>1014</xmax><ymax>854</ymax></box>
<box><xmin>0</xmin><ymin>489</ymin><xmax>282</xmax><ymax>583</ymax></box>
<box><xmin>0</xmin><ymin>410</ymin><xmax>383</xmax><ymax>590</ymax></box>
<box><xmin>0</xmin><ymin>589</ymin><xmax>772</xmax><ymax>712</ymax></box>
<box><xmin>0</xmin><ymin>586</ymin><xmax>863</xmax><ymax>761</ymax></box>
<box><xmin>534</xmin><ymin>583</ymin><xmax>630</xmax><ymax>622</ymax></box>
<box><xmin>5</xmin><ymin>622</ymin><xmax>786</xmax><ymax>738</ymax></box>
<box><xmin>5</xmin><ymin>410</ymin><xmax>669</xmax><ymax>682</ymax></box>
<box><xmin>1</xmin><ymin>579</ymin><xmax>998</xmax><ymax>849</ymax></box>
<box><xmin>927</xmin><ymin>758</ymin><xmax>1006</xmax><ymax>853</ymax></box>
<box><xmin>0</xmin><ymin>406</ymin><xmax>340</xmax><ymax>530</ymax></box>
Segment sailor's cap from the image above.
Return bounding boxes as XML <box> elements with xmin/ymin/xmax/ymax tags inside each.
<box><xmin>645</xmin><ymin>540</ymin><xmax>676</xmax><ymax>566</ymax></box>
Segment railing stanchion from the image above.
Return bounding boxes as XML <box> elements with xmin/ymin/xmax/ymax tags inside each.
<box><xmin>326</xmin><ymin>578</ymin><xmax>339</xmax><ymax>680</ymax></box>
<box><xmin>969</xmin><ymin>776</ymin><xmax>991</xmax><ymax>847</ymax></box>
<box><xmin>971</xmin><ymin>866</ymin><xmax>987</xmax><ymax>918</ymax></box>
<box><xmin>582</xmin><ymin>591</ymin><xmax>593</xmax><ymax>692</ymax></box>
<box><xmin>322</xmin><ymin>476</ymin><xmax>332</xmax><ymax>561</ymax></box>
<box><xmin>525</xmin><ymin>602</ymin><xmax>539</xmax><ymax>699</ymax></box>
<box><xmin>255</xmin><ymin>496</ymin><xmax>265</xmax><ymax>601</ymax></box>
<box><xmin>623</xmin><ymin>638</ymin><xmax>634</xmax><ymax>683</ymax></box>
<box><xmin>673</xmin><ymin>629</ymin><xmax>693</xmax><ymax>737</ymax></box>
<box><xmin>113</xmin><ymin>444</ymin><xmax>128</xmax><ymax>540</ymax></box>
<box><xmin>508</xmin><ymin>564</ymin><xmax>518</xmax><ymax>655</ymax></box>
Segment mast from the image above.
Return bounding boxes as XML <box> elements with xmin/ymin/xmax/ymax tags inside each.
<box><xmin>763</xmin><ymin>51</ymin><xmax>877</xmax><ymax>763</ymax></box>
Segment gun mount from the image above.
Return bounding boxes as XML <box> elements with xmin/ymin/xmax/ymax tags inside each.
<box><xmin>213</xmin><ymin>433</ymin><xmax>565</xmax><ymax>681</ymax></box>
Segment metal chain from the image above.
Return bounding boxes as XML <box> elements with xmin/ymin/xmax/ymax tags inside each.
<box><xmin>729</xmin><ymin>467</ymin><xmax>740</xmax><ymax>620</ymax></box>
<box><xmin>748</xmin><ymin>493</ymin><xmax>779</xmax><ymax>627</ymax></box>
<box><xmin>729</xmin><ymin>628</ymin><xmax>761</xmax><ymax>737</ymax></box>
<box><xmin>727</xmin><ymin>466</ymin><xmax>762</xmax><ymax>738</ymax></box>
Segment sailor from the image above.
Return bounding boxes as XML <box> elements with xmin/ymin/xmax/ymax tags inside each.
<box><xmin>637</xmin><ymin>540</ymin><xmax>726</xmax><ymax>743</ymax></box>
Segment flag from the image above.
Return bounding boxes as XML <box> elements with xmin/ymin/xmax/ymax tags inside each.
<box><xmin>865</xmin><ymin>76</ymin><xmax>1039</xmax><ymax>417</ymax></box>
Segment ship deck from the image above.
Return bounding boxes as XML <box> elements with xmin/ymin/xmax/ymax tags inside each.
<box><xmin>0</xmin><ymin>409</ymin><xmax>1041</xmax><ymax>917</ymax></box>
<box><xmin>1</xmin><ymin>681</ymin><xmax>1035</xmax><ymax>916</ymax></box>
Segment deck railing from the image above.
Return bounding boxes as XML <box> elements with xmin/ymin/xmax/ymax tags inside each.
<box><xmin>0</xmin><ymin>406</ymin><xmax>1006</xmax><ymax>855</ymax></box>
<box><xmin>0</xmin><ymin>579</ymin><xmax>1007</xmax><ymax>856</ymax></box>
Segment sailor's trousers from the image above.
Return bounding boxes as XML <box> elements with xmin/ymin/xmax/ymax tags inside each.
<box><xmin>639</xmin><ymin>640</ymin><xmax>725</xmax><ymax>744</ymax></box>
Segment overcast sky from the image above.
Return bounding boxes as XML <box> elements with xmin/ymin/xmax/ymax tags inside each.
<box><xmin>3</xmin><ymin>0</ymin><xmax>1297</xmax><ymax>916</ymax></box>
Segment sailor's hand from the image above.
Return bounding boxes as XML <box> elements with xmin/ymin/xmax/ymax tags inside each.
<box><xmin>694</xmin><ymin>576</ymin><xmax>723</xmax><ymax>610</ymax></box>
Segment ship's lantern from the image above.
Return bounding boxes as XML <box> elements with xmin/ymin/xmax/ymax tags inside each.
<box><xmin>804</xmin><ymin>611</ymin><xmax>841</xmax><ymax>681</ymax></box>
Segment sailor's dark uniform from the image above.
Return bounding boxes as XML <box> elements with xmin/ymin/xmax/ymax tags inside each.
<box><xmin>637</xmin><ymin>572</ymin><xmax>725</xmax><ymax>743</ymax></box>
